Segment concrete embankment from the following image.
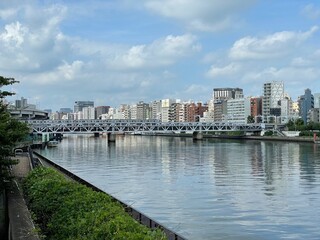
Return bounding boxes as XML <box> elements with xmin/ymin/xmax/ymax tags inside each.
<box><xmin>207</xmin><ymin>135</ymin><xmax>315</xmax><ymax>143</ymax></box>
<box><xmin>155</xmin><ymin>132</ymin><xmax>315</xmax><ymax>143</ymax></box>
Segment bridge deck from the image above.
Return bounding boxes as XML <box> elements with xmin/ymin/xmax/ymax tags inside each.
<box><xmin>26</xmin><ymin>120</ymin><xmax>265</xmax><ymax>134</ymax></box>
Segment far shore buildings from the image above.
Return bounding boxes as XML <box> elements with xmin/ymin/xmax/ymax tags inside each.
<box><xmin>40</xmin><ymin>81</ymin><xmax>320</xmax><ymax>125</ymax></box>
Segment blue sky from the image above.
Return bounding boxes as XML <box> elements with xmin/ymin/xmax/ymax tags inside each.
<box><xmin>1</xmin><ymin>0</ymin><xmax>320</xmax><ymax>111</ymax></box>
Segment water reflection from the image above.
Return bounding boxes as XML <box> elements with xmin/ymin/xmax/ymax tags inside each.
<box><xmin>39</xmin><ymin>135</ymin><xmax>320</xmax><ymax>240</ymax></box>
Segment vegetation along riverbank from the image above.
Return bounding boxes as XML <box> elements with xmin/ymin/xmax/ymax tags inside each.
<box><xmin>23</xmin><ymin>167</ymin><xmax>167</xmax><ymax>240</ymax></box>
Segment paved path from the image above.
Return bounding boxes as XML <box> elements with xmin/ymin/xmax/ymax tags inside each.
<box><xmin>7</xmin><ymin>153</ymin><xmax>40</xmax><ymax>240</ymax></box>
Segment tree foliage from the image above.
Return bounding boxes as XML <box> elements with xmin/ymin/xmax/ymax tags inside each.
<box><xmin>0</xmin><ymin>76</ymin><xmax>29</xmax><ymax>190</ymax></box>
<box><xmin>247</xmin><ymin>115</ymin><xmax>255</xmax><ymax>123</ymax></box>
<box><xmin>286</xmin><ymin>118</ymin><xmax>320</xmax><ymax>132</ymax></box>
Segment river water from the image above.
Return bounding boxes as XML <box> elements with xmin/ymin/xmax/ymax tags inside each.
<box><xmin>38</xmin><ymin>135</ymin><xmax>320</xmax><ymax>240</ymax></box>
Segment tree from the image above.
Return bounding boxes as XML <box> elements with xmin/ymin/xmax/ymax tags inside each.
<box><xmin>247</xmin><ymin>115</ymin><xmax>255</xmax><ymax>123</ymax></box>
<box><xmin>0</xmin><ymin>76</ymin><xmax>29</xmax><ymax>190</ymax></box>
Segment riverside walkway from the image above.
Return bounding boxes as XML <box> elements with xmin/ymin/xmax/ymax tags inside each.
<box><xmin>7</xmin><ymin>153</ymin><xmax>40</xmax><ymax>240</ymax></box>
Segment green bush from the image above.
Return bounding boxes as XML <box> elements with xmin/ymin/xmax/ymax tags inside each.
<box><xmin>23</xmin><ymin>167</ymin><xmax>166</xmax><ymax>240</ymax></box>
<box><xmin>263</xmin><ymin>131</ymin><xmax>274</xmax><ymax>136</ymax></box>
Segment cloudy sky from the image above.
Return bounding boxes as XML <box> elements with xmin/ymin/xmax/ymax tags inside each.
<box><xmin>1</xmin><ymin>0</ymin><xmax>320</xmax><ymax>111</ymax></box>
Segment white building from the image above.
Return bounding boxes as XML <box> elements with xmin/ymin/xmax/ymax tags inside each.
<box><xmin>151</xmin><ymin>100</ymin><xmax>162</xmax><ymax>120</ymax></box>
<box><xmin>226</xmin><ymin>98</ymin><xmax>251</xmax><ymax>123</ymax></box>
<box><xmin>161</xmin><ymin>99</ymin><xmax>176</xmax><ymax>122</ymax></box>
<box><xmin>314</xmin><ymin>93</ymin><xmax>320</xmax><ymax>109</ymax></box>
<box><xmin>130</xmin><ymin>104</ymin><xmax>137</xmax><ymax>120</ymax></box>
<box><xmin>202</xmin><ymin>111</ymin><xmax>215</xmax><ymax>122</ymax></box>
<box><xmin>82</xmin><ymin>106</ymin><xmax>95</xmax><ymax>120</ymax></box>
<box><xmin>262</xmin><ymin>81</ymin><xmax>284</xmax><ymax>117</ymax></box>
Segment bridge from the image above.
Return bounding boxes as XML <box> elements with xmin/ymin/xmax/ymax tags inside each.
<box><xmin>26</xmin><ymin>119</ymin><xmax>265</xmax><ymax>134</ymax></box>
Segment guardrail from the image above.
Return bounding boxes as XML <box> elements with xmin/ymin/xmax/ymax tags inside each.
<box><xmin>32</xmin><ymin>151</ymin><xmax>186</xmax><ymax>240</ymax></box>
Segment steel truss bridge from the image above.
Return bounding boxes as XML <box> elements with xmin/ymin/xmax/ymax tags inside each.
<box><xmin>26</xmin><ymin>120</ymin><xmax>264</xmax><ymax>134</ymax></box>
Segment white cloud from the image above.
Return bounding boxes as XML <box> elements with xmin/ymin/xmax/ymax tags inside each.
<box><xmin>0</xmin><ymin>22</ymin><xmax>28</xmax><ymax>48</ymax></box>
<box><xmin>229</xmin><ymin>26</ymin><xmax>319</xmax><ymax>60</ymax></box>
<box><xmin>0</xmin><ymin>8</ymin><xmax>17</xmax><ymax>20</ymax></box>
<box><xmin>290</xmin><ymin>57</ymin><xmax>313</xmax><ymax>67</ymax></box>
<box><xmin>206</xmin><ymin>63</ymin><xmax>241</xmax><ymax>78</ymax></box>
<box><xmin>0</xmin><ymin>4</ymin><xmax>74</xmax><ymax>73</ymax></box>
<box><xmin>58</xmin><ymin>60</ymin><xmax>84</xmax><ymax>81</ymax></box>
<box><xmin>108</xmin><ymin>34</ymin><xmax>200</xmax><ymax>69</ymax></box>
<box><xmin>242</xmin><ymin>66</ymin><xmax>320</xmax><ymax>86</ymax></box>
<box><xmin>143</xmin><ymin>0</ymin><xmax>256</xmax><ymax>32</ymax></box>
<box><xmin>302</xmin><ymin>4</ymin><xmax>320</xmax><ymax>20</ymax></box>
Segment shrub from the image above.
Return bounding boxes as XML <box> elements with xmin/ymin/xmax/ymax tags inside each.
<box><xmin>23</xmin><ymin>167</ymin><xmax>166</xmax><ymax>240</ymax></box>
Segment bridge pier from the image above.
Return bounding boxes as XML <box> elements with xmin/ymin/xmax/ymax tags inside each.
<box><xmin>108</xmin><ymin>133</ymin><xmax>116</xmax><ymax>142</ymax></box>
<box><xmin>94</xmin><ymin>132</ymin><xmax>100</xmax><ymax>138</ymax></box>
<box><xmin>192</xmin><ymin>131</ymin><xmax>203</xmax><ymax>140</ymax></box>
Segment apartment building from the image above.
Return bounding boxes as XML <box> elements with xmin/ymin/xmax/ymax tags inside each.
<box><xmin>262</xmin><ymin>81</ymin><xmax>284</xmax><ymax>117</ymax></box>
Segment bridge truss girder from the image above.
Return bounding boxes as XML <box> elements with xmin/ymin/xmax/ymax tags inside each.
<box><xmin>26</xmin><ymin>120</ymin><xmax>263</xmax><ymax>134</ymax></box>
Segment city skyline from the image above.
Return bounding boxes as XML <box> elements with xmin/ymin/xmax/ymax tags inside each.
<box><xmin>1</xmin><ymin>1</ymin><xmax>320</xmax><ymax>111</ymax></box>
<box><xmin>10</xmin><ymin>83</ymin><xmax>318</xmax><ymax>113</ymax></box>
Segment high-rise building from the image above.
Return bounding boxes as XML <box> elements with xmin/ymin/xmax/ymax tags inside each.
<box><xmin>262</xmin><ymin>81</ymin><xmax>284</xmax><ymax>117</ymax></box>
<box><xmin>136</xmin><ymin>102</ymin><xmax>150</xmax><ymax>120</ymax></box>
<box><xmin>15</xmin><ymin>97</ymin><xmax>28</xmax><ymax>109</ymax></box>
<box><xmin>161</xmin><ymin>99</ymin><xmax>176</xmax><ymax>122</ymax></box>
<box><xmin>168</xmin><ymin>103</ymin><xmax>181</xmax><ymax>122</ymax></box>
<box><xmin>250</xmin><ymin>97</ymin><xmax>262</xmax><ymax>117</ymax></box>
<box><xmin>213</xmin><ymin>88</ymin><xmax>243</xmax><ymax>101</ymax></box>
<box><xmin>227</xmin><ymin>98</ymin><xmax>251</xmax><ymax>123</ymax></box>
<box><xmin>118</xmin><ymin>104</ymin><xmax>130</xmax><ymax>119</ymax></box>
<box><xmin>74</xmin><ymin>101</ymin><xmax>94</xmax><ymax>113</ymax></box>
<box><xmin>178</xmin><ymin>103</ymin><xmax>187</xmax><ymax>122</ymax></box>
<box><xmin>130</xmin><ymin>104</ymin><xmax>137</xmax><ymax>120</ymax></box>
<box><xmin>186</xmin><ymin>102</ymin><xmax>208</xmax><ymax>122</ymax></box>
<box><xmin>298</xmin><ymin>88</ymin><xmax>314</xmax><ymax>124</ymax></box>
<box><xmin>314</xmin><ymin>93</ymin><xmax>320</xmax><ymax>109</ymax></box>
<box><xmin>213</xmin><ymin>100</ymin><xmax>227</xmax><ymax>121</ymax></box>
<box><xmin>82</xmin><ymin>106</ymin><xmax>95</xmax><ymax>120</ymax></box>
<box><xmin>59</xmin><ymin>108</ymin><xmax>72</xmax><ymax>113</ymax></box>
<box><xmin>151</xmin><ymin>100</ymin><xmax>162</xmax><ymax>120</ymax></box>
<box><xmin>95</xmin><ymin>106</ymin><xmax>110</xmax><ymax>119</ymax></box>
<box><xmin>211</xmin><ymin>87</ymin><xmax>243</xmax><ymax>122</ymax></box>
<box><xmin>308</xmin><ymin>108</ymin><xmax>319</xmax><ymax>123</ymax></box>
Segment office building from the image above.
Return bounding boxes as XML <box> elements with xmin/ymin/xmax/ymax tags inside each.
<box><xmin>136</xmin><ymin>102</ymin><xmax>151</xmax><ymax>120</ymax></box>
<box><xmin>227</xmin><ymin>98</ymin><xmax>251</xmax><ymax>123</ymax></box>
<box><xmin>161</xmin><ymin>99</ymin><xmax>176</xmax><ymax>122</ymax></box>
<box><xmin>308</xmin><ymin>108</ymin><xmax>319</xmax><ymax>123</ymax></box>
<box><xmin>298</xmin><ymin>88</ymin><xmax>314</xmax><ymax>124</ymax></box>
<box><xmin>59</xmin><ymin>108</ymin><xmax>72</xmax><ymax>113</ymax></box>
<box><xmin>74</xmin><ymin>101</ymin><xmax>94</xmax><ymax>113</ymax></box>
<box><xmin>314</xmin><ymin>93</ymin><xmax>320</xmax><ymax>109</ymax></box>
<box><xmin>213</xmin><ymin>88</ymin><xmax>243</xmax><ymax>101</ymax></box>
<box><xmin>250</xmin><ymin>97</ymin><xmax>262</xmax><ymax>117</ymax></box>
<box><xmin>95</xmin><ymin>106</ymin><xmax>110</xmax><ymax>119</ymax></box>
<box><xmin>82</xmin><ymin>106</ymin><xmax>95</xmax><ymax>120</ymax></box>
<box><xmin>151</xmin><ymin>100</ymin><xmax>162</xmax><ymax>120</ymax></box>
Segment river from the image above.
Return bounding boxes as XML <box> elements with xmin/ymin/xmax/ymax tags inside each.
<box><xmin>38</xmin><ymin>134</ymin><xmax>320</xmax><ymax>240</ymax></box>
